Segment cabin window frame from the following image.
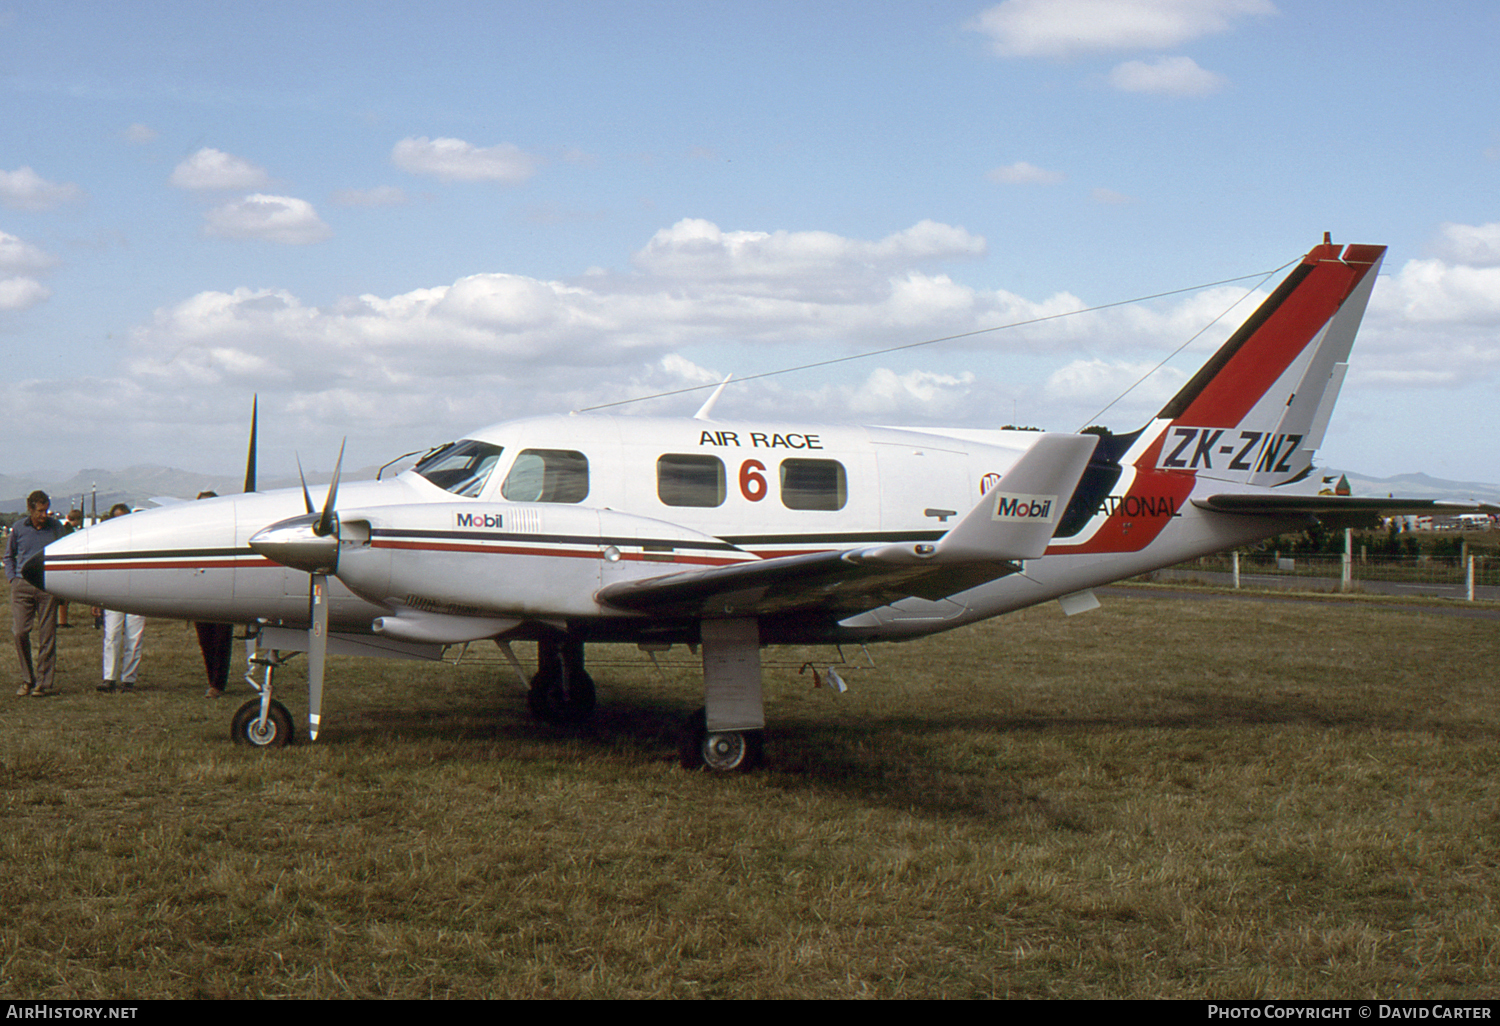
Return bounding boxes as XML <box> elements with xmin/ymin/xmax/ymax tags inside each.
<box><xmin>779</xmin><ymin>457</ymin><xmax>848</xmax><ymax>511</ymax></box>
<box><xmin>656</xmin><ymin>453</ymin><xmax>727</xmax><ymax>508</ymax></box>
<box><xmin>500</xmin><ymin>448</ymin><xmax>591</xmax><ymax>504</ymax></box>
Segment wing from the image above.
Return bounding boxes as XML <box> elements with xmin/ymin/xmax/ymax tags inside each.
<box><xmin>598</xmin><ymin>433</ymin><xmax>1099</xmax><ymax>619</ymax></box>
<box><xmin>1194</xmin><ymin>494</ymin><xmax>1500</xmax><ymax>529</ymax></box>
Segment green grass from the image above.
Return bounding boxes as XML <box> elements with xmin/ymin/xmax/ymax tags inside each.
<box><xmin>2</xmin><ymin>595</ymin><xmax>1498</xmax><ymax>998</ymax></box>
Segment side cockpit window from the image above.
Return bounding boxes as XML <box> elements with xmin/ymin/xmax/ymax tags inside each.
<box><xmin>657</xmin><ymin>454</ymin><xmax>725</xmax><ymax>507</ymax></box>
<box><xmin>413</xmin><ymin>440</ymin><xmax>504</xmax><ymax>497</ymax></box>
<box><xmin>501</xmin><ymin>449</ymin><xmax>590</xmax><ymax>503</ymax></box>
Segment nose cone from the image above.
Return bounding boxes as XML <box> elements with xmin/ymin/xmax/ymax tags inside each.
<box><xmin>249</xmin><ymin>513</ymin><xmax>339</xmax><ymax>575</ymax></box>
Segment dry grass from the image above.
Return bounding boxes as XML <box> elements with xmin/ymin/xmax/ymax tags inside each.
<box><xmin>2</xmin><ymin>592</ymin><xmax>1497</xmax><ymax>998</ymax></box>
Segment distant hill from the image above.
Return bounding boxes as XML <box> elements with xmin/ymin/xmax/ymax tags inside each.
<box><xmin>0</xmin><ymin>464</ymin><xmax>386</xmax><ymax>515</ymax></box>
<box><xmin>1319</xmin><ymin>469</ymin><xmax>1500</xmax><ymax>505</ymax></box>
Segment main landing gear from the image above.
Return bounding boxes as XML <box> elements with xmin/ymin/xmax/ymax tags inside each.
<box><xmin>527</xmin><ymin>637</ymin><xmax>596</xmax><ymax>724</ymax></box>
<box><xmin>525</xmin><ymin>621</ymin><xmax>769</xmax><ymax>772</ymax></box>
<box><xmin>678</xmin><ymin>708</ymin><xmax>765</xmax><ymax>772</ymax></box>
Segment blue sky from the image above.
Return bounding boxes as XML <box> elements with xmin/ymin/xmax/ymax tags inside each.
<box><xmin>2</xmin><ymin>0</ymin><xmax>1497</xmax><ymax>486</ymax></box>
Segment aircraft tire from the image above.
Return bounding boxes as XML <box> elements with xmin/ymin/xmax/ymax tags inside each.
<box><xmin>678</xmin><ymin>708</ymin><xmax>764</xmax><ymax>772</ymax></box>
<box><xmin>230</xmin><ymin>698</ymin><xmax>296</xmax><ymax>748</ymax></box>
<box><xmin>527</xmin><ymin>665</ymin><xmax>596</xmax><ymax>724</ymax></box>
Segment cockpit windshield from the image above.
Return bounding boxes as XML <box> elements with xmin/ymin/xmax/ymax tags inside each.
<box><xmin>412</xmin><ymin>440</ymin><xmax>504</xmax><ymax>497</ymax></box>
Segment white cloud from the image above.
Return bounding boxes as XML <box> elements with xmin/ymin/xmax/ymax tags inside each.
<box><xmin>123</xmin><ymin>123</ymin><xmax>158</xmax><ymax>145</ymax></box>
<box><xmin>1430</xmin><ymin>222</ymin><xmax>1500</xmax><ymax>266</ymax></box>
<box><xmin>0</xmin><ymin>276</ymin><xmax>51</xmax><ymax>311</ymax></box>
<box><xmin>391</xmin><ymin>137</ymin><xmax>539</xmax><ymax>184</ymax></box>
<box><xmin>0</xmin><ymin>166</ymin><xmax>85</xmax><ymax>210</ymax></box>
<box><xmin>15</xmin><ymin>216</ymin><xmax>1498</xmax><ymax>477</ymax></box>
<box><xmin>169</xmin><ymin>148</ymin><xmax>272</xmax><ymax>190</ymax></box>
<box><xmin>1091</xmin><ymin>187</ymin><xmax>1136</xmax><ymax>204</ymax></box>
<box><xmin>629</xmin><ymin>218</ymin><xmax>987</xmax><ymax>299</ymax></box>
<box><xmin>985</xmin><ymin>161</ymin><xmax>1065</xmax><ymax>185</ymax></box>
<box><xmin>969</xmin><ymin>0</ymin><xmax>1276</xmax><ymax>58</ymax></box>
<box><xmin>202</xmin><ymin>194</ymin><xmax>332</xmax><ymax>245</ymax></box>
<box><xmin>330</xmin><ymin>185</ymin><xmax>407</xmax><ymax>207</ymax></box>
<box><xmin>0</xmin><ymin>231</ymin><xmax>57</xmax><ymax>274</ymax></box>
<box><xmin>1351</xmin><ymin>247</ymin><xmax>1500</xmax><ymax>389</ymax></box>
<box><xmin>1108</xmin><ymin>55</ymin><xmax>1226</xmax><ymax>96</ymax></box>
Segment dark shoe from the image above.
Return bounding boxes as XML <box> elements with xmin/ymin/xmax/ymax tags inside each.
<box><xmin>98</xmin><ymin>680</ymin><xmax>118</xmax><ymax>693</ymax></box>
<box><xmin>120</xmin><ymin>681</ymin><xmax>135</xmax><ymax>692</ymax></box>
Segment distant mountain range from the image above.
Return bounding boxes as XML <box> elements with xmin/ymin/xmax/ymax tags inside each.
<box><xmin>4</xmin><ymin>462</ymin><xmax>1495</xmax><ymax>515</ymax></box>
<box><xmin>0</xmin><ymin>465</ymin><xmax>374</xmax><ymax>515</ymax></box>
<box><xmin>1317</xmin><ymin>469</ymin><xmax>1500</xmax><ymax>505</ymax></box>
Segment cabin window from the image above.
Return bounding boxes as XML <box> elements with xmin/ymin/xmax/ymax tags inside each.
<box><xmin>413</xmin><ymin>440</ymin><xmax>504</xmax><ymax>497</ymax></box>
<box><xmin>780</xmin><ymin>458</ymin><xmax>847</xmax><ymax>511</ymax></box>
<box><xmin>657</xmin><ymin>454</ymin><xmax>725</xmax><ymax>507</ymax></box>
<box><xmin>501</xmin><ymin>449</ymin><xmax>590</xmax><ymax>503</ymax></box>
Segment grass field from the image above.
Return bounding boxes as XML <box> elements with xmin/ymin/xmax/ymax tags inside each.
<box><xmin>2</xmin><ymin>589</ymin><xmax>1498</xmax><ymax>999</ymax></box>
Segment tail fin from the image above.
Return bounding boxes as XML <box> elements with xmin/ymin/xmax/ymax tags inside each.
<box><xmin>1151</xmin><ymin>239</ymin><xmax>1385</xmax><ymax>487</ymax></box>
<box><xmin>1051</xmin><ymin>238</ymin><xmax>1385</xmax><ymax>554</ymax></box>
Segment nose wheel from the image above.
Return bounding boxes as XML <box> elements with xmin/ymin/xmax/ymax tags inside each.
<box><xmin>230</xmin><ymin>698</ymin><xmax>295</xmax><ymax>747</ymax></box>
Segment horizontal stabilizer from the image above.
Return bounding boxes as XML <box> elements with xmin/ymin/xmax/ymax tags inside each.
<box><xmin>1194</xmin><ymin>493</ymin><xmax>1500</xmax><ymax>527</ymax></box>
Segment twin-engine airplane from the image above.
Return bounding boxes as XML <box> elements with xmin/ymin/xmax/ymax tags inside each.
<box><xmin>27</xmin><ymin>237</ymin><xmax>1497</xmax><ymax>770</ymax></box>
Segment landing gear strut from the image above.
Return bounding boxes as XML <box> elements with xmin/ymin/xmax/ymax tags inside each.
<box><xmin>230</xmin><ymin>646</ymin><xmax>295</xmax><ymax>747</ymax></box>
<box><xmin>528</xmin><ymin>636</ymin><xmax>596</xmax><ymax>724</ymax></box>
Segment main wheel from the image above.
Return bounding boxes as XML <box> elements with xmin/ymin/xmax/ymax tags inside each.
<box><xmin>527</xmin><ymin>662</ymin><xmax>596</xmax><ymax>724</ymax></box>
<box><xmin>230</xmin><ymin>698</ymin><xmax>296</xmax><ymax>748</ymax></box>
<box><xmin>678</xmin><ymin>708</ymin><xmax>764</xmax><ymax>772</ymax></box>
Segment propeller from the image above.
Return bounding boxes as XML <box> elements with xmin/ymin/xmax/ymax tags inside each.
<box><xmin>304</xmin><ymin>439</ymin><xmax>344</xmax><ymax>741</ymax></box>
<box><xmin>247</xmin><ymin>440</ymin><xmax>345</xmax><ymax>741</ymax></box>
<box><xmin>243</xmin><ymin>395</ymin><xmax>258</xmax><ymax>493</ymax></box>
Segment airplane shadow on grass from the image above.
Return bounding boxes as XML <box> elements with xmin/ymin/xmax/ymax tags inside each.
<box><xmin>278</xmin><ymin>670</ymin><xmax>1500</xmax><ymax>826</ymax></box>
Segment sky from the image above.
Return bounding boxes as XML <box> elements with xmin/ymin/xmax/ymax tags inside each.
<box><xmin>2</xmin><ymin>0</ymin><xmax>1498</xmax><ymax>488</ymax></box>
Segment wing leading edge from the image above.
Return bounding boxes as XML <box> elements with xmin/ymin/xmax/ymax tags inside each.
<box><xmin>597</xmin><ymin>433</ymin><xmax>1099</xmax><ymax>619</ymax></box>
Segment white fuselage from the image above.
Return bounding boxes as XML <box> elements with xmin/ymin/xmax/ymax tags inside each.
<box><xmin>36</xmin><ymin>411</ymin><xmax>1285</xmax><ymax>646</ymax></box>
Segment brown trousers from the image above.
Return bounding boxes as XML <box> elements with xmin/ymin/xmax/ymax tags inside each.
<box><xmin>11</xmin><ymin>578</ymin><xmax>58</xmax><ymax>690</ymax></box>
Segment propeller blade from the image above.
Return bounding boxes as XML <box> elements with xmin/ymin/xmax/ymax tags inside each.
<box><xmin>296</xmin><ymin>455</ymin><xmax>314</xmax><ymax>515</ymax></box>
<box><xmin>307</xmin><ymin>573</ymin><xmax>329</xmax><ymax>741</ymax></box>
<box><xmin>314</xmin><ymin>439</ymin><xmax>346</xmax><ymax>538</ymax></box>
<box><xmin>243</xmin><ymin>394</ymin><xmax>258</xmax><ymax>493</ymax></box>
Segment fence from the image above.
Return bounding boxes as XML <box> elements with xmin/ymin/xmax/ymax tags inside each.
<box><xmin>1154</xmin><ymin>551</ymin><xmax>1499</xmax><ymax>599</ymax></box>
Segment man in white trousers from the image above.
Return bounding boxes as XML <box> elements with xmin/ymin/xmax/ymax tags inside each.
<box><xmin>97</xmin><ymin>503</ymin><xmax>145</xmax><ymax>693</ymax></box>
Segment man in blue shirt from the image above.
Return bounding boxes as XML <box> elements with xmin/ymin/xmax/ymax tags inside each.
<box><xmin>5</xmin><ymin>490</ymin><xmax>68</xmax><ymax>696</ymax></box>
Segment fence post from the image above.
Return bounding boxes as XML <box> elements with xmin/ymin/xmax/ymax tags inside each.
<box><xmin>1467</xmin><ymin>555</ymin><xmax>1475</xmax><ymax>602</ymax></box>
<box><xmin>1232</xmin><ymin>550</ymin><xmax>1240</xmax><ymax>589</ymax></box>
<box><xmin>1350</xmin><ymin>528</ymin><xmax>1362</xmax><ymax>594</ymax></box>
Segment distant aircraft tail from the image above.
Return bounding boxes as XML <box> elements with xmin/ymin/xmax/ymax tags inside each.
<box><xmin>1052</xmin><ymin>237</ymin><xmax>1386</xmax><ymax>553</ymax></box>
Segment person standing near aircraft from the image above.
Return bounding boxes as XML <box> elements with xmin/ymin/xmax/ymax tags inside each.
<box><xmin>97</xmin><ymin>503</ymin><xmax>145</xmax><ymax>693</ymax></box>
<box><xmin>5</xmin><ymin>490</ymin><xmax>67</xmax><ymax>697</ymax></box>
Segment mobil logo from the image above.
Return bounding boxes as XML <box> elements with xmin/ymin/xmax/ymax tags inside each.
<box><xmin>990</xmin><ymin>492</ymin><xmax>1059</xmax><ymax>524</ymax></box>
